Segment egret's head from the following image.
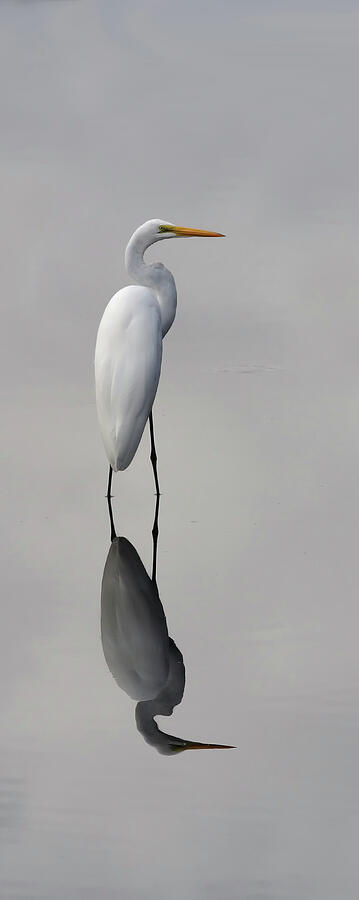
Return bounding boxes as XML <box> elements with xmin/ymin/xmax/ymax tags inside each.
<box><xmin>156</xmin><ymin>219</ymin><xmax>225</xmax><ymax>240</ymax></box>
<box><xmin>133</xmin><ymin>219</ymin><xmax>225</xmax><ymax>246</ymax></box>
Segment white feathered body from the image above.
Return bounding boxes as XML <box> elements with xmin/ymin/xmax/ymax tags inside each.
<box><xmin>95</xmin><ymin>285</ymin><xmax>162</xmax><ymax>471</ymax></box>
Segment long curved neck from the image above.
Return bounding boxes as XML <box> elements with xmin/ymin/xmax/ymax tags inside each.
<box><xmin>135</xmin><ymin>701</ymin><xmax>180</xmax><ymax>753</ymax></box>
<box><xmin>135</xmin><ymin>701</ymin><xmax>163</xmax><ymax>744</ymax></box>
<box><xmin>125</xmin><ymin>232</ymin><xmax>177</xmax><ymax>337</ymax></box>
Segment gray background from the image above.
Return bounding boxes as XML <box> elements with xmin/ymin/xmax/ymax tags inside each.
<box><xmin>1</xmin><ymin>1</ymin><xmax>358</xmax><ymax>897</ymax></box>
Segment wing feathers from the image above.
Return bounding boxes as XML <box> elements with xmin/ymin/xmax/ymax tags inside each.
<box><xmin>95</xmin><ymin>286</ymin><xmax>162</xmax><ymax>470</ymax></box>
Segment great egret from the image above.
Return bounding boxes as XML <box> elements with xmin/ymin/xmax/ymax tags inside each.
<box><xmin>101</xmin><ymin>497</ymin><xmax>234</xmax><ymax>754</ymax></box>
<box><xmin>95</xmin><ymin>219</ymin><xmax>224</xmax><ymax>496</ymax></box>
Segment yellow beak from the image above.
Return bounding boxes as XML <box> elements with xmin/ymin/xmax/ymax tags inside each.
<box><xmin>172</xmin><ymin>225</ymin><xmax>225</xmax><ymax>238</ymax></box>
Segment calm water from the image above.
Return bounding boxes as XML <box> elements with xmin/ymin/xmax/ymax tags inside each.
<box><xmin>1</xmin><ymin>2</ymin><xmax>359</xmax><ymax>897</ymax></box>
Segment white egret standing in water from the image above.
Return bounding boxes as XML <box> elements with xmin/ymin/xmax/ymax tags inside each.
<box><xmin>95</xmin><ymin>220</ymin><xmax>224</xmax><ymax>496</ymax></box>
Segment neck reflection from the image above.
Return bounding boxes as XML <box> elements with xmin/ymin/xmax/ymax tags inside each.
<box><xmin>101</xmin><ymin>497</ymin><xmax>234</xmax><ymax>755</ymax></box>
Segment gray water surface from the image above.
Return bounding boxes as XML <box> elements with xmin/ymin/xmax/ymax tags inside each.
<box><xmin>1</xmin><ymin>2</ymin><xmax>359</xmax><ymax>898</ymax></box>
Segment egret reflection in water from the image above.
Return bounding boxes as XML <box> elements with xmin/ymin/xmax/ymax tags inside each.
<box><xmin>101</xmin><ymin>497</ymin><xmax>234</xmax><ymax>755</ymax></box>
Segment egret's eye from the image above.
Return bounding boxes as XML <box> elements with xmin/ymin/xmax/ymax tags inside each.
<box><xmin>158</xmin><ymin>225</ymin><xmax>169</xmax><ymax>233</ymax></box>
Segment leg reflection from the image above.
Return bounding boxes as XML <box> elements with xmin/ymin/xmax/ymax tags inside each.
<box><xmin>151</xmin><ymin>493</ymin><xmax>160</xmax><ymax>585</ymax></box>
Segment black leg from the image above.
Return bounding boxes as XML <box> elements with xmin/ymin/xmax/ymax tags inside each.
<box><xmin>149</xmin><ymin>411</ymin><xmax>160</xmax><ymax>497</ymax></box>
<box><xmin>106</xmin><ymin>465</ymin><xmax>113</xmax><ymax>500</ymax></box>
<box><xmin>151</xmin><ymin>492</ymin><xmax>160</xmax><ymax>585</ymax></box>
<box><xmin>107</xmin><ymin>494</ymin><xmax>117</xmax><ymax>543</ymax></box>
